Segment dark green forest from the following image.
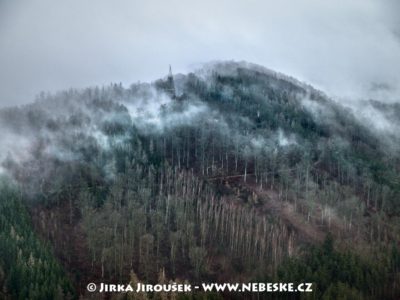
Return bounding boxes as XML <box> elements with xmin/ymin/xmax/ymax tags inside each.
<box><xmin>0</xmin><ymin>181</ymin><xmax>74</xmax><ymax>299</ymax></box>
<box><xmin>0</xmin><ymin>62</ymin><xmax>399</xmax><ymax>299</ymax></box>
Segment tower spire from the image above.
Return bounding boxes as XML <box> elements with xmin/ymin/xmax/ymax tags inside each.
<box><xmin>167</xmin><ymin>65</ymin><xmax>176</xmax><ymax>98</ymax></box>
<box><xmin>169</xmin><ymin>65</ymin><xmax>173</xmax><ymax>77</ymax></box>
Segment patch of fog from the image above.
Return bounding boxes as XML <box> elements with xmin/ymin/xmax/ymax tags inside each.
<box><xmin>277</xmin><ymin>129</ymin><xmax>297</xmax><ymax>147</ymax></box>
<box><xmin>250</xmin><ymin>136</ymin><xmax>268</xmax><ymax>150</ymax></box>
<box><xmin>91</xmin><ymin>128</ymin><xmax>112</xmax><ymax>150</ymax></box>
<box><xmin>300</xmin><ymin>97</ymin><xmax>334</xmax><ymax>123</ymax></box>
<box><xmin>123</xmin><ymin>87</ymin><xmax>171</xmax><ymax>119</ymax></box>
<box><xmin>126</xmin><ymin>95</ymin><xmax>211</xmax><ymax>134</ymax></box>
<box><xmin>161</xmin><ymin>102</ymin><xmax>209</xmax><ymax>129</ymax></box>
<box><xmin>248</xmin><ymin>129</ymin><xmax>297</xmax><ymax>157</ymax></box>
<box><xmin>0</xmin><ymin>132</ymin><xmax>34</xmax><ymax>174</ymax></box>
<box><xmin>43</xmin><ymin>142</ymin><xmax>81</xmax><ymax>162</ymax></box>
<box><xmin>353</xmin><ymin>102</ymin><xmax>400</xmax><ymax>151</ymax></box>
<box><xmin>302</xmin><ymin>91</ymin><xmax>400</xmax><ymax>152</ymax></box>
<box><xmin>353</xmin><ymin>103</ymin><xmax>398</xmax><ymax>135</ymax></box>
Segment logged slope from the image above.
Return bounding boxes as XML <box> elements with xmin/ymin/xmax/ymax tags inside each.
<box><xmin>0</xmin><ymin>61</ymin><xmax>399</xmax><ymax>299</ymax></box>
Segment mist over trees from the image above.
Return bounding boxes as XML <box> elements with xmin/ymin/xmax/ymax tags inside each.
<box><xmin>0</xmin><ymin>61</ymin><xmax>399</xmax><ymax>299</ymax></box>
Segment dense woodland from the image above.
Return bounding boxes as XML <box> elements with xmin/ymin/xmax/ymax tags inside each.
<box><xmin>0</xmin><ymin>181</ymin><xmax>75</xmax><ymax>299</ymax></box>
<box><xmin>0</xmin><ymin>62</ymin><xmax>399</xmax><ymax>299</ymax></box>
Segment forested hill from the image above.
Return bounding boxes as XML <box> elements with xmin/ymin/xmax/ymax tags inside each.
<box><xmin>0</xmin><ymin>61</ymin><xmax>399</xmax><ymax>299</ymax></box>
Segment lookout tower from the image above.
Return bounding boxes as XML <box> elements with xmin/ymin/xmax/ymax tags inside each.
<box><xmin>166</xmin><ymin>65</ymin><xmax>176</xmax><ymax>98</ymax></box>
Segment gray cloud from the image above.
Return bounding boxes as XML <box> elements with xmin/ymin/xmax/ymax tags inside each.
<box><xmin>0</xmin><ymin>0</ymin><xmax>399</xmax><ymax>107</ymax></box>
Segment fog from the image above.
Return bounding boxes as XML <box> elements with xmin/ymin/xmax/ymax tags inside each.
<box><xmin>0</xmin><ymin>0</ymin><xmax>399</xmax><ymax>107</ymax></box>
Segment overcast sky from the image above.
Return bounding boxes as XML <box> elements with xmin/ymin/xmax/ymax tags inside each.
<box><xmin>0</xmin><ymin>0</ymin><xmax>399</xmax><ymax>107</ymax></box>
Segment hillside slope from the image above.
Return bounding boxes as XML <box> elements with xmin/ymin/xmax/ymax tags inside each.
<box><xmin>0</xmin><ymin>61</ymin><xmax>399</xmax><ymax>299</ymax></box>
